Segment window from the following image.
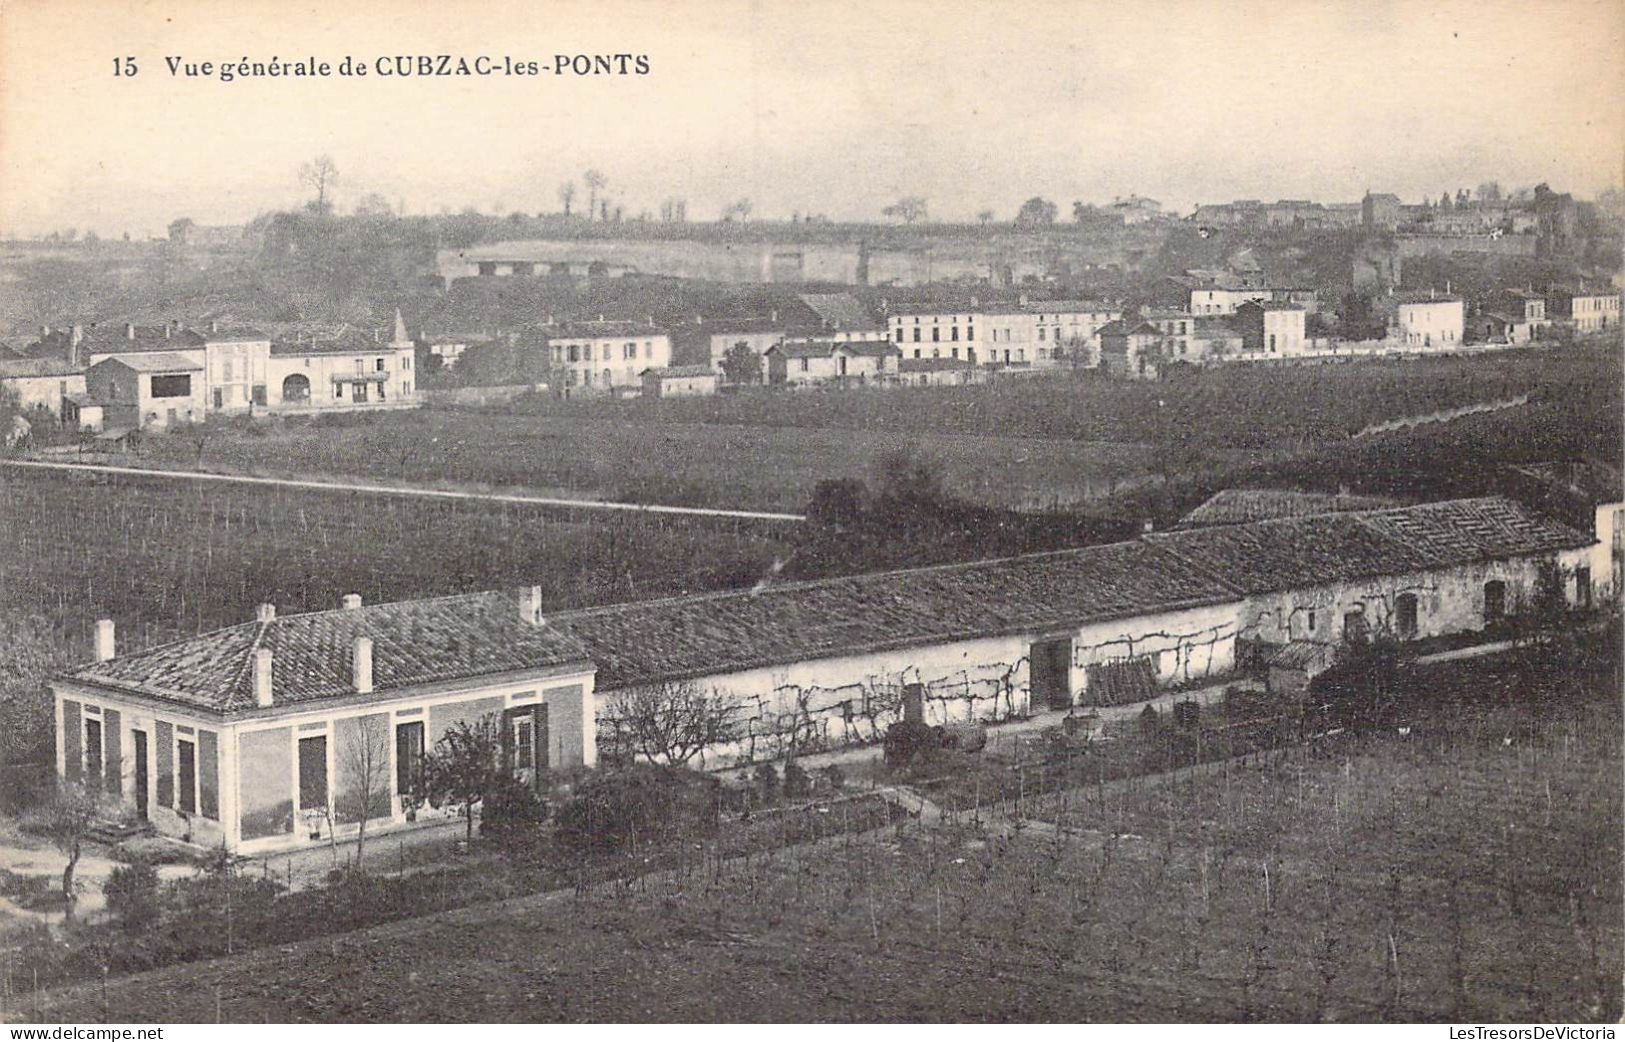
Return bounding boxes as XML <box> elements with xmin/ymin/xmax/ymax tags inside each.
<box><xmin>1576</xmin><ymin>566</ymin><xmax>1592</xmax><ymax>608</ymax></box>
<box><xmin>177</xmin><ymin>738</ymin><xmax>197</xmax><ymax>814</ymax></box>
<box><xmin>798</xmin><ymin>358</ymin><xmax>809</xmax><ymax>372</ymax></box>
<box><xmin>355</xmin><ymin>359</ymin><xmax>365</xmax><ymax>374</ymax></box>
<box><xmin>223</xmin><ymin>359</ymin><xmax>234</xmax><ymax>382</ymax></box>
<box><xmin>894</xmin><ymin>328</ymin><xmax>904</xmax><ymax>343</ymax></box>
<box><xmin>1038</xmin><ymin>327</ymin><xmax>1046</xmax><ymax>341</ymax></box>
<box><xmin>1484</xmin><ymin>580</ymin><xmax>1506</xmax><ymax>623</ymax></box>
<box><xmin>403</xmin><ymin>356</ymin><xmax>411</xmax><ymax>370</ymax></box>
<box><xmin>1268</xmin><ymin>334</ymin><xmax>1276</xmax><ymax>352</ymax></box>
<box><xmin>375</xmin><ymin>358</ymin><xmax>386</xmax><ymax>372</ymax></box>
<box><xmin>1306</xmin><ymin>610</ymin><xmax>1317</xmax><ymax>633</ymax></box>
<box><xmin>912</xmin><ymin>328</ymin><xmax>920</xmax><ymax>343</ymax></box>
<box><xmin>334</xmin><ymin>383</ymin><xmax>343</xmax><ymax>398</ymax></box>
<box><xmin>149</xmin><ymin>374</ymin><xmax>191</xmax><ymax>399</ymax></box>
<box><xmin>967</xmin><ymin>325</ymin><xmax>974</xmax><ymax>341</ymax></box>
<box><xmin>568</xmin><ymin>344</ymin><xmax>580</xmax><ymax>363</ymax></box>
<box><xmin>511</xmin><ymin>716</ymin><xmax>534</xmax><ymax>769</ymax></box>
<box><xmin>951</xmin><ymin>326</ymin><xmax>959</xmax><ymax>341</ymax></box>
<box><xmin>932</xmin><ymin>328</ymin><xmax>940</xmax><ymax>342</ymax></box>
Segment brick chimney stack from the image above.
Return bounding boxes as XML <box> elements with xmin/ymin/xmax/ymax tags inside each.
<box><xmin>519</xmin><ymin>585</ymin><xmax>544</xmax><ymax>625</ymax></box>
<box><xmin>253</xmin><ymin>649</ymin><xmax>273</xmax><ymax>707</ymax></box>
<box><xmin>124</xmin><ymin>322</ymin><xmax>135</xmax><ymax>340</ymax></box>
<box><xmin>352</xmin><ymin>636</ymin><xmax>374</xmax><ymax>694</ymax></box>
<box><xmin>255</xmin><ymin>603</ymin><xmax>276</xmax><ymax>623</ymax></box>
<box><xmin>342</xmin><ymin>594</ymin><xmax>362</xmax><ymax>610</ymax></box>
<box><xmin>93</xmin><ymin>619</ymin><xmax>116</xmax><ymax>663</ymax></box>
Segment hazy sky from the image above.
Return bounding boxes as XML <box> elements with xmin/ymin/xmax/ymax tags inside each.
<box><xmin>1</xmin><ymin>0</ymin><xmax>1621</xmax><ymax>237</ymax></box>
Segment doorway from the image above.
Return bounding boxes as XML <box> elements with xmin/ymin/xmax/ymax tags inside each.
<box><xmin>1030</xmin><ymin>637</ymin><xmax>1074</xmax><ymax>711</ymax></box>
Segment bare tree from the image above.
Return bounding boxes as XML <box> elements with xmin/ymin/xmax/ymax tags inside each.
<box><xmin>722</xmin><ymin>198</ymin><xmax>754</xmax><ymax>222</ymax></box>
<box><xmin>335</xmin><ymin>714</ymin><xmax>392</xmax><ymax>870</ymax></box>
<box><xmin>557</xmin><ymin>180</ymin><xmax>577</xmax><ymax>217</ymax></box>
<box><xmin>605</xmin><ymin>679</ymin><xmax>740</xmax><ymax>765</ymax></box>
<box><xmin>882</xmin><ymin>196</ymin><xmax>929</xmax><ymax>224</ymax></box>
<box><xmin>583</xmin><ymin>169</ymin><xmax>607</xmax><ymax>221</ymax></box>
<box><xmin>31</xmin><ymin>779</ymin><xmax>110</xmax><ymax>919</ymax></box>
<box><xmin>977</xmin><ymin>209</ymin><xmax>995</xmax><ymax>226</ymax></box>
<box><xmin>299</xmin><ymin>155</ymin><xmax>340</xmax><ymax>212</ymax></box>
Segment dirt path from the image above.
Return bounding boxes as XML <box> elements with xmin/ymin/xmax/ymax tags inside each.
<box><xmin>0</xmin><ymin>458</ymin><xmax>807</xmax><ymax>523</ymax></box>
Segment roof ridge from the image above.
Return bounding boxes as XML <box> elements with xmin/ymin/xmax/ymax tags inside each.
<box><xmin>547</xmin><ymin>537</ymin><xmax>1161</xmax><ymax>621</ymax></box>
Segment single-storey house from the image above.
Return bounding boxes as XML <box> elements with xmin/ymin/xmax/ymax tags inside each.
<box><xmin>55</xmin><ymin>495</ymin><xmax>1598</xmax><ymax>852</ymax></box>
<box><xmin>641</xmin><ymin>365</ymin><xmax>719</xmax><ymax>398</ymax></box>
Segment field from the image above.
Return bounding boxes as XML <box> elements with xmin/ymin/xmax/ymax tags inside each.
<box><xmin>118</xmin><ymin>343</ymin><xmax>1620</xmax><ymax>515</ymax></box>
<box><xmin>20</xmin><ymin>657</ymin><xmax>1620</xmax><ymax>1023</ymax></box>
<box><xmin>0</xmin><ymin>467</ymin><xmax>786</xmax><ymax>760</ymax></box>
<box><xmin>132</xmin><ymin>409</ymin><xmax>1165</xmax><ymax>514</ymax></box>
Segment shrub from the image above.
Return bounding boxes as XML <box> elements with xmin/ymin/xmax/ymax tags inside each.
<box><xmin>883</xmin><ymin>720</ymin><xmax>943</xmax><ymax>768</ymax></box>
<box><xmin>1138</xmin><ymin>704</ymin><xmax>1161</xmax><ymax>737</ymax></box>
<box><xmin>481</xmin><ymin>775</ymin><xmax>548</xmax><ymax>840</ymax></box>
<box><xmin>103</xmin><ymin>860</ymin><xmax>160</xmax><ymax>932</ymax></box>
<box><xmin>782</xmin><ymin>761</ymin><xmax>812</xmax><ymax>799</ymax></box>
<box><xmin>752</xmin><ymin>762</ymin><xmax>781</xmax><ymax>802</ymax></box>
<box><xmin>821</xmin><ymin>763</ymin><xmax>846</xmax><ymax>791</ymax></box>
<box><xmin>554</xmin><ymin>764</ymin><xmax>721</xmax><ymax>855</ymax></box>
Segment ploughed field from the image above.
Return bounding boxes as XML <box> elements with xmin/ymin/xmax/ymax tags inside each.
<box><xmin>25</xmin><ymin>660</ymin><xmax>1619</xmax><ymax>1022</ymax></box>
<box><xmin>127</xmin><ymin>342</ymin><xmax>1620</xmax><ymax>514</ymax></box>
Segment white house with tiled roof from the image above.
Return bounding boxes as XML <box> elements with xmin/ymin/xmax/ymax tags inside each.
<box><xmin>55</xmin><ymin>589</ymin><xmax>595</xmax><ymax>853</ymax></box>
<box><xmin>55</xmin><ymin>496</ymin><xmax>1601</xmax><ymax>852</ymax></box>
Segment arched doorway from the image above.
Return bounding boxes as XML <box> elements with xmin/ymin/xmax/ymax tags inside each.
<box><xmin>282</xmin><ymin>373</ymin><xmax>311</xmax><ymax>403</ymax></box>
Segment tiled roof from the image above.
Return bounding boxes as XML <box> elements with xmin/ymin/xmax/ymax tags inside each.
<box><xmin>642</xmin><ymin>365</ymin><xmax>716</xmax><ymax>378</ymax></box>
<box><xmin>195</xmin><ymin>325</ymin><xmax>268</xmax><ymax>342</ymax></box>
<box><xmin>543</xmin><ymin>320</ymin><xmax>667</xmax><ymax>339</ymax></box>
<box><xmin>798</xmin><ymin>294</ymin><xmax>880</xmax><ymax>331</ymax></box>
<box><xmin>93</xmin><ymin>353</ymin><xmax>203</xmax><ymax>373</ymax></box>
<box><xmin>767</xmin><ymin>342</ymin><xmax>836</xmax><ymax>359</ymax></box>
<box><xmin>836</xmin><ymin>341</ymin><xmax>901</xmax><ymax>358</ymax></box>
<box><xmin>1180</xmin><ymin>489</ymin><xmax>1402</xmax><ymax>527</ymax></box>
<box><xmin>547</xmin><ymin>541</ymin><xmax>1240</xmax><ymax>691</ymax></box>
<box><xmin>1148</xmin><ymin>513</ymin><xmax>1435</xmax><ymax>594</ymax></box>
<box><xmin>70</xmin><ymin>592</ymin><xmax>592</xmax><ymax>714</ymax></box>
<box><xmin>0</xmin><ymin>357</ymin><xmax>83</xmax><ymax>378</ymax></box>
<box><xmin>1353</xmin><ymin>497</ymin><xmax>1593</xmax><ymax>567</ymax></box>
<box><xmin>29</xmin><ymin>325</ymin><xmax>207</xmax><ymax>358</ymax></box>
<box><xmin>1152</xmin><ymin>496</ymin><xmax>1589</xmax><ymax>594</ymax></box>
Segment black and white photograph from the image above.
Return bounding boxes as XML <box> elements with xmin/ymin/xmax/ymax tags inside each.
<box><xmin>0</xmin><ymin>0</ymin><xmax>1620</xmax><ymax>1027</ymax></box>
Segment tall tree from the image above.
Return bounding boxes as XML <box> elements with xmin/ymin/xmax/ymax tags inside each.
<box><xmin>719</xmin><ymin>341</ymin><xmax>763</xmax><ymax>384</ymax></box>
<box><xmin>882</xmin><ymin>196</ymin><xmax>928</xmax><ymax>224</ymax></box>
<box><xmin>299</xmin><ymin>155</ymin><xmax>340</xmax><ymax>213</ymax></box>
<box><xmin>335</xmin><ymin>714</ymin><xmax>392</xmax><ymax>869</ymax></box>
<box><xmin>583</xmin><ymin>169</ymin><xmax>607</xmax><ymax>222</ymax></box>
<box><xmin>557</xmin><ymin>180</ymin><xmax>577</xmax><ymax>217</ymax></box>
<box><xmin>417</xmin><ymin>714</ymin><xmax>504</xmax><ymax>843</ymax></box>
<box><xmin>977</xmin><ymin>209</ymin><xmax>995</xmax><ymax>226</ymax></box>
<box><xmin>1014</xmin><ymin>197</ymin><xmax>1058</xmax><ymax>227</ymax></box>
<box><xmin>31</xmin><ymin>780</ymin><xmax>110</xmax><ymax>919</ymax></box>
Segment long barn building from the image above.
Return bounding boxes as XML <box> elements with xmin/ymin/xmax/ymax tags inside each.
<box><xmin>53</xmin><ymin>495</ymin><xmax>1606</xmax><ymax>853</ymax></box>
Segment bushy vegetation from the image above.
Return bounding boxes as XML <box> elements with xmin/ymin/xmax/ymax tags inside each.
<box><xmin>553</xmin><ymin>764</ymin><xmax>722</xmax><ymax>855</ymax></box>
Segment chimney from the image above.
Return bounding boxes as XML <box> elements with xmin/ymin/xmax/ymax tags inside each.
<box><xmin>253</xmin><ymin>649</ymin><xmax>273</xmax><ymax>707</ymax></box>
<box><xmin>124</xmin><ymin>322</ymin><xmax>135</xmax><ymax>340</ymax></box>
<box><xmin>770</xmin><ymin>309</ymin><xmax>778</xmax><ymax>323</ymax></box>
<box><xmin>255</xmin><ymin>603</ymin><xmax>276</xmax><ymax>623</ymax></box>
<box><xmin>341</xmin><ymin>593</ymin><xmax>362</xmax><ymax>610</ymax></box>
<box><xmin>209</xmin><ymin>320</ymin><xmax>219</xmax><ymax>334</ymax></box>
<box><xmin>519</xmin><ymin>585</ymin><xmax>544</xmax><ymax>625</ymax></box>
<box><xmin>352</xmin><ymin>636</ymin><xmax>374</xmax><ymax>694</ymax></box>
<box><xmin>93</xmin><ymin>619</ymin><xmax>116</xmax><ymax>663</ymax></box>
<box><xmin>39</xmin><ymin>324</ymin><xmax>49</xmax><ymax>338</ymax></box>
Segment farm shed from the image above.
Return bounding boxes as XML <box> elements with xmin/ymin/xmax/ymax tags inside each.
<box><xmin>1149</xmin><ymin>497</ymin><xmax>1596</xmax><ymax>655</ymax></box>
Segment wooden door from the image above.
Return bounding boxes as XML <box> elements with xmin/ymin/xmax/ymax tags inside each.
<box><xmin>132</xmin><ymin>730</ymin><xmax>149</xmax><ymax>820</ymax></box>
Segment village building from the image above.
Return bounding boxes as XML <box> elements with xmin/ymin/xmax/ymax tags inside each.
<box><xmin>1096</xmin><ymin>320</ymin><xmax>1165</xmax><ymax>379</ymax></box>
<box><xmin>795</xmin><ymin>294</ymin><xmax>888</xmax><ymax>342</ymax></box>
<box><xmin>266</xmin><ymin>314</ymin><xmax>417</xmax><ymax>412</ymax></box>
<box><xmin>84</xmin><ymin>354</ymin><xmax>207</xmax><ymax>431</ymax></box>
<box><xmin>0</xmin><ymin>356</ymin><xmax>85</xmax><ymax>417</ymax></box>
<box><xmin>1361</xmin><ymin>192</ymin><xmax>1403</xmax><ymax>230</ymax></box>
<box><xmin>543</xmin><ymin>319</ymin><xmax>673</xmax><ymax>396</ymax></box>
<box><xmin>897</xmin><ymin>356</ymin><xmax>988</xmax><ymax>387</ymax></box>
<box><xmin>641</xmin><ymin>365</ymin><xmax>719</xmax><ymax>398</ymax></box>
<box><xmin>1548</xmin><ymin>286</ymin><xmax>1620</xmax><ymax>335</ymax></box>
<box><xmin>55</xmin><ymin>495</ymin><xmax>1600</xmax><ymax>852</ymax></box>
<box><xmin>1234</xmin><ymin>301</ymin><xmax>1307</xmax><ymax>356</ymax></box>
<box><xmin>765</xmin><ymin>340</ymin><xmax>899</xmax><ymax>387</ymax></box>
<box><xmin>684</xmin><ymin>317</ymin><xmax>792</xmax><ymax>380</ymax></box>
<box><xmin>1393</xmin><ymin>294</ymin><xmax>1465</xmax><ymax>349</ymax></box>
